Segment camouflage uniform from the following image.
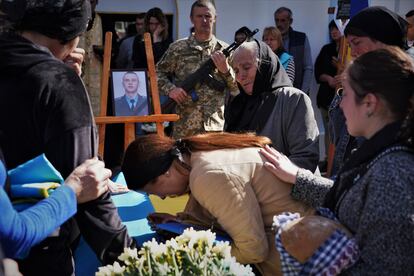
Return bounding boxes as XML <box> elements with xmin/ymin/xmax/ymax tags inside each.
<box><xmin>157</xmin><ymin>34</ymin><xmax>238</xmax><ymax>138</ymax></box>
<box><xmin>78</xmin><ymin>14</ymin><xmax>102</xmax><ymax>116</ymax></box>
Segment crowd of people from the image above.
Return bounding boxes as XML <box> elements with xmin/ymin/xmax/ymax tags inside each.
<box><xmin>0</xmin><ymin>0</ymin><xmax>413</xmax><ymax>275</ymax></box>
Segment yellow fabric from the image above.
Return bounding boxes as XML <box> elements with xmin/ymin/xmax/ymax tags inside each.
<box><xmin>179</xmin><ymin>148</ymin><xmax>314</xmax><ymax>276</ymax></box>
<box><xmin>11</xmin><ymin>182</ymin><xmax>61</xmax><ymax>199</ymax></box>
<box><xmin>149</xmin><ymin>194</ymin><xmax>188</xmax><ymax>214</ymax></box>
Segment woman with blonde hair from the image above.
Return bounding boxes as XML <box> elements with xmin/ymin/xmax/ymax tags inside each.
<box><xmin>262</xmin><ymin>26</ymin><xmax>295</xmax><ymax>83</ymax></box>
<box><xmin>122</xmin><ymin>132</ymin><xmax>314</xmax><ymax>275</ymax></box>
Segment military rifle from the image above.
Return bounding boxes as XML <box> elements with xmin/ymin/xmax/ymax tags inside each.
<box><xmin>161</xmin><ymin>28</ymin><xmax>259</xmax><ymax>114</ymax></box>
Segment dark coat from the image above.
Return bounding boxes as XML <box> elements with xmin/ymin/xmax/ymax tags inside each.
<box><xmin>0</xmin><ymin>32</ymin><xmax>132</xmax><ymax>274</ymax></box>
<box><xmin>314</xmin><ymin>42</ymin><xmax>338</xmax><ymax>109</ymax></box>
<box><xmin>225</xmin><ymin>40</ymin><xmax>319</xmax><ymax>172</ymax></box>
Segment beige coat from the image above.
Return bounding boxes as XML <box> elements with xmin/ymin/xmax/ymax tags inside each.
<box><xmin>177</xmin><ymin>148</ymin><xmax>314</xmax><ymax>275</ymax></box>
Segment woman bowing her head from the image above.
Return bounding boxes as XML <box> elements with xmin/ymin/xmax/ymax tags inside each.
<box><xmin>122</xmin><ymin>132</ymin><xmax>314</xmax><ymax>275</ymax></box>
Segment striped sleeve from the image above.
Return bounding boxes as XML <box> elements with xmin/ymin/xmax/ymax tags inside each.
<box><xmin>286</xmin><ymin>58</ymin><xmax>295</xmax><ymax>84</ymax></box>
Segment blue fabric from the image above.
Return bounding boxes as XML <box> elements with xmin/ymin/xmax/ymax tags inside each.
<box><xmin>279</xmin><ymin>52</ymin><xmax>292</xmax><ymax>70</ymax></box>
<box><xmin>74</xmin><ymin>172</ymin><xmax>156</xmax><ymax>275</ymax></box>
<box><xmin>0</xmin><ymin>155</ymin><xmax>76</xmax><ymax>259</ymax></box>
<box><xmin>350</xmin><ymin>0</ymin><xmax>369</xmax><ymax>18</ymax></box>
<box><xmin>0</xmin><ymin>159</ymin><xmax>5</xmax><ymax>188</ymax></box>
<box><xmin>8</xmin><ymin>154</ymin><xmax>63</xmax><ymax>185</ymax></box>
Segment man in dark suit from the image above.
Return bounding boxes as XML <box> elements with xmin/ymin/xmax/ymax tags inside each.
<box><xmin>114</xmin><ymin>71</ymin><xmax>149</xmax><ymax>116</ymax></box>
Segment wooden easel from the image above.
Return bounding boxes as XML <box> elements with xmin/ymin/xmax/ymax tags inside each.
<box><xmin>95</xmin><ymin>32</ymin><xmax>179</xmax><ymax>157</ymax></box>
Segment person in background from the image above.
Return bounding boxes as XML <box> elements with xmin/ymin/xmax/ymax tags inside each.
<box><xmin>132</xmin><ymin>7</ymin><xmax>171</xmax><ymax>69</ymax></box>
<box><xmin>314</xmin><ymin>20</ymin><xmax>342</xmax><ymax>171</ymax></box>
<box><xmin>116</xmin><ymin>13</ymin><xmax>145</xmax><ymax>69</ymax></box>
<box><xmin>0</xmin><ymin>1</ymin><xmax>133</xmax><ymax>274</ymax></box>
<box><xmin>328</xmin><ymin>6</ymin><xmax>411</xmax><ymax>176</ymax></box>
<box><xmin>262</xmin><ymin>26</ymin><xmax>295</xmax><ymax>83</ymax></box>
<box><xmin>260</xmin><ymin>47</ymin><xmax>414</xmax><ymax>275</ymax></box>
<box><xmin>225</xmin><ymin>40</ymin><xmax>319</xmax><ymax>172</ymax></box>
<box><xmin>274</xmin><ymin>6</ymin><xmax>313</xmax><ymax>94</ymax></box>
<box><xmin>122</xmin><ymin>132</ymin><xmax>314</xmax><ymax>275</ymax></box>
<box><xmin>157</xmin><ymin>0</ymin><xmax>238</xmax><ymax>138</ymax></box>
<box><xmin>78</xmin><ymin>0</ymin><xmax>102</xmax><ymax>116</ymax></box>
<box><xmin>406</xmin><ymin>10</ymin><xmax>414</xmax><ymax>48</ymax></box>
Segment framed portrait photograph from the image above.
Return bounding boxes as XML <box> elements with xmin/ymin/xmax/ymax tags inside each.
<box><xmin>111</xmin><ymin>70</ymin><xmax>150</xmax><ymax>117</ymax></box>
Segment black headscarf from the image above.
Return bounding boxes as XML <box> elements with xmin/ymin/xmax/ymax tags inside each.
<box><xmin>0</xmin><ymin>0</ymin><xmax>91</xmax><ymax>43</ymax></box>
<box><xmin>225</xmin><ymin>39</ymin><xmax>292</xmax><ymax>132</ymax></box>
<box><xmin>344</xmin><ymin>6</ymin><xmax>408</xmax><ymax>49</ymax></box>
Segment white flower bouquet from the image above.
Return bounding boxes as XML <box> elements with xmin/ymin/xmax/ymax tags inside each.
<box><xmin>96</xmin><ymin>227</ymin><xmax>254</xmax><ymax>276</ymax></box>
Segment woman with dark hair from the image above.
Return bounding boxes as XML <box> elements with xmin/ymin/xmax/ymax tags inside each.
<box><xmin>314</xmin><ymin>20</ymin><xmax>342</xmax><ymax>168</ymax></box>
<box><xmin>260</xmin><ymin>46</ymin><xmax>414</xmax><ymax>274</ymax></box>
<box><xmin>328</xmin><ymin>6</ymin><xmax>412</xmax><ymax>176</ymax></box>
<box><xmin>225</xmin><ymin>40</ymin><xmax>319</xmax><ymax>172</ymax></box>
<box><xmin>122</xmin><ymin>132</ymin><xmax>314</xmax><ymax>275</ymax></box>
<box><xmin>132</xmin><ymin>7</ymin><xmax>172</xmax><ymax>69</ymax></box>
<box><xmin>262</xmin><ymin>26</ymin><xmax>295</xmax><ymax>83</ymax></box>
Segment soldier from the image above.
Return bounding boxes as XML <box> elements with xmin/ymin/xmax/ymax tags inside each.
<box><xmin>156</xmin><ymin>0</ymin><xmax>238</xmax><ymax>138</ymax></box>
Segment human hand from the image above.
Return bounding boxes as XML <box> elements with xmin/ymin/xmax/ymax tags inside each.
<box><xmin>153</xmin><ymin>25</ymin><xmax>164</xmax><ymax>42</ymax></box>
<box><xmin>168</xmin><ymin>87</ymin><xmax>189</xmax><ymax>104</ymax></box>
<box><xmin>63</xmin><ymin>47</ymin><xmax>85</xmax><ymax>76</ymax></box>
<box><xmin>64</xmin><ymin>157</ymin><xmax>112</xmax><ymax>203</ymax></box>
<box><xmin>259</xmin><ymin>145</ymin><xmax>298</xmax><ymax>184</ymax></box>
<box><xmin>147</xmin><ymin>212</ymin><xmax>179</xmax><ymax>227</ymax></box>
<box><xmin>327</xmin><ymin>74</ymin><xmax>342</xmax><ymax>89</ymax></box>
<box><xmin>211</xmin><ymin>51</ymin><xmax>230</xmax><ymax>75</ymax></box>
<box><xmin>3</xmin><ymin>258</ymin><xmax>22</xmax><ymax>276</ymax></box>
<box><xmin>334</xmin><ymin>74</ymin><xmax>343</xmax><ymax>87</ymax></box>
<box><xmin>107</xmin><ymin>179</ymin><xmax>129</xmax><ymax>195</ymax></box>
<box><xmin>327</xmin><ymin>76</ymin><xmax>337</xmax><ymax>88</ymax></box>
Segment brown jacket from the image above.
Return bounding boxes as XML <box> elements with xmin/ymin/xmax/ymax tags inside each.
<box><xmin>177</xmin><ymin>148</ymin><xmax>314</xmax><ymax>275</ymax></box>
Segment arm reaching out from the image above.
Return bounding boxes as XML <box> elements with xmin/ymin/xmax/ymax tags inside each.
<box><xmin>259</xmin><ymin>145</ymin><xmax>299</xmax><ymax>184</ymax></box>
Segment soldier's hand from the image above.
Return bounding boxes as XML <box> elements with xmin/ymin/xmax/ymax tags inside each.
<box><xmin>169</xmin><ymin>87</ymin><xmax>188</xmax><ymax>104</ymax></box>
<box><xmin>211</xmin><ymin>51</ymin><xmax>230</xmax><ymax>75</ymax></box>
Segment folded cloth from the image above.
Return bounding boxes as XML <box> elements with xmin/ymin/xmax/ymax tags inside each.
<box><xmin>273</xmin><ymin>207</ymin><xmax>359</xmax><ymax>275</ymax></box>
<box><xmin>8</xmin><ymin>154</ymin><xmax>64</xmax><ymax>185</ymax></box>
<box><xmin>7</xmin><ymin>154</ymin><xmax>64</xmax><ymax>208</ymax></box>
<box><xmin>11</xmin><ymin>182</ymin><xmax>61</xmax><ymax>198</ymax></box>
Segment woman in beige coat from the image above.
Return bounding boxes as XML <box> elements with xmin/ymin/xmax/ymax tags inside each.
<box><xmin>122</xmin><ymin>132</ymin><xmax>314</xmax><ymax>275</ymax></box>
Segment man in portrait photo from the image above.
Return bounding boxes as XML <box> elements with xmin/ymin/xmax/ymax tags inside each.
<box><xmin>114</xmin><ymin>71</ymin><xmax>149</xmax><ymax>116</ymax></box>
